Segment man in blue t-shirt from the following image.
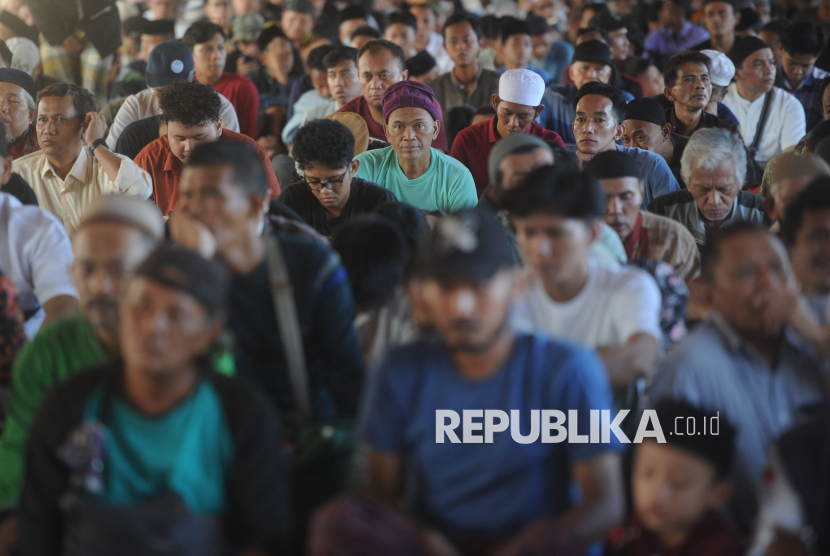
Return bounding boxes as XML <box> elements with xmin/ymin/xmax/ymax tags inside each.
<box><xmin>311</xmin><ymin>209</ymin><xmax>625</xmax><ymax>555</ymax></box>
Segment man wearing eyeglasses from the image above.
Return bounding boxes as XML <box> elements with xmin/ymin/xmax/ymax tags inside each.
<box><xmin>278</xmin><ymin>119</ymin><xmax>396</xmax><ymax>237</ymax></box>
<box><xmin>134</xmin><ymin>79</ymin><xmax>280</xmax><ymax>215</ymax></box>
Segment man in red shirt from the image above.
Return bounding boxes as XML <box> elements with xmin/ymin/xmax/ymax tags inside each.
<box><xmin>336</xmin><ymin>39</ymin><xmax>449</xmax><ymax>151</ymax></box>
<box><xmin>182</xmin><ymin>20</ymin><xmax>260</xmax><ymax>139</ymax></box>
<box><xmin>134</xmin><ymin>80</ymin><xmax>279</xmax><ymax>214</ymax></box>
<box><xmin>451</xmin><ymin>69</ymin><xmax>564</xmax><ymax>195</ymax></box>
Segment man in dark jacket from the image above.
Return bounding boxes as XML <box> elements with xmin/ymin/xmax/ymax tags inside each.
<box><xmin>26</xmin><ymin>0</ymin><xmax>121</xmax><ymax>107</ymax></box>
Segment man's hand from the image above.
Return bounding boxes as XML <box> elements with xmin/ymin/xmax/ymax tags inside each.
<box><xmin>0</xmin><ymin>515</ymin><xmax>18</xmax><ymax>556</ymax></box>
<box><xmin>83</xmin><ymin>112</ymin><xmax>107</xmax><ymax>145</ymax></box>
<box><xmin>62</xmin><ymin>35</ymin><xmax>85</xmax><ymax>56</ymax></box>
<box><xmin>236</xmin><ymin>56</ymin><xmax>260</xmax><ymax>77</ymax></box>
<box><xmin>168</xmin><ymin>211</ymin><xmax>217</xmax><ymax>259</ymax></box>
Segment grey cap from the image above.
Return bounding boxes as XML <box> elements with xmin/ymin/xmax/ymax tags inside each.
<box><xmin>488</xmin><ymin>133</ymin><xmax>553</xmax><ymax>187</ymax></box>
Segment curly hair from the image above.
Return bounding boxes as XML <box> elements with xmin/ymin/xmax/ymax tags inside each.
<box><xmin>158</xmin><ymin>80</ymin><xmax>222</xmax><ymax>127</ymax></box>
<box><xmin>292</xmin><ymin>119</ymin><xmax>355</xmax><ymax>171</ymax></box>
<box><xmin>36</xmin><ymin>83</ymin><xmax>96</xmax><ymax>118</ymax></box>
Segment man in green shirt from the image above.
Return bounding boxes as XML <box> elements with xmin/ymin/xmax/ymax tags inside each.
<box><xmin>354</xmin><ymin>80</ymin><xmax>478</xmax><ymax>213</ymax></box>
<box><xmin>0</xmin><ymin>196</ymin><xmax>165</xmax><ymax>553</ymax></box>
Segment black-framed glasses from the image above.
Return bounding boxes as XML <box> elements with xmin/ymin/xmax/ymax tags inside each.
<box><xmin>305</xmin><ymin>169</ymin><xmax>350</xmax><ymax>192</ymax></box>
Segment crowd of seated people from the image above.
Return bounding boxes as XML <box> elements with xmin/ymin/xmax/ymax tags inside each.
<box><xmin>1</xmin><ymin>0</ymin><xmax>830</xmax><ymax>555</ymax></box>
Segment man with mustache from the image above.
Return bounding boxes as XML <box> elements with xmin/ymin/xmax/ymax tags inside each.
<box><xmin>451</xmin><ymin>68</ymin><xmax>564</xmax><ymax>196</ymax></box>
<box><xmin>588</xmin><ymin>150</ymin><xmax>700</xmax><ymax>283</ymax></box>
<box><xmin>336</xmin><ymin>39</ymin><xmax>450</xmax><ymax>151</ymax></box>
<box><xmin>0</xmin><ymin>196</ymin><xmax>166</xmax><ymax>556</ymax></box>
<box><xmin>648</xmin><ymin>128</ymin><xmax>770</xmax><ymax>253</ymax></box>
<box><xmin>723</xmin><ymin>36</ymin><xmax>806</xmax><ymax>171</ymax></box>
<box><xmin>354</xmin><ymin>79</ymin><xmax>477</xmax><ymax>212</ymax></box>
<box><xmin>0</xmin><ymin>69</ymin><xmax>37</xmax><ymax>161</ymax></box>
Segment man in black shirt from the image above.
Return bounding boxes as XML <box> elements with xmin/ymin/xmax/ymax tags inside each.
<box><xmin>278</xmin><ymin>118</ymin><xmax>396</xmax><ymax>237</ymax></box>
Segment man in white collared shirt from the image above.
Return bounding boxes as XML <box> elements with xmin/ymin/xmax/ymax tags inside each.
<box><xmin>13</xmin><ymin>83</ymin><xmax>153</xmax><ymax>236</ymax></box>
<box><xmin>723</xmin><ymin>36</ymin><xmax>805</xmax><ymax>169</ymax></box>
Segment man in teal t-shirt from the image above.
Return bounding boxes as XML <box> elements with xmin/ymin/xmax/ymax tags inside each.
<box><xmin>0</xmin><ymin>197</ymin><xmax>169</xmax><ymax>552</ymax></box>
<box><xmin>354</xmin><ymin>79</ymin><xmax>478</xmax><ymax>213</ymax></box>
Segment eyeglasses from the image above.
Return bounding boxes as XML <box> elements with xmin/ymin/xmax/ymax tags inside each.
<box><xmin>304</xmin><ymin>169</ymin><xmax>350</xmax><ymax>192</ymax></box>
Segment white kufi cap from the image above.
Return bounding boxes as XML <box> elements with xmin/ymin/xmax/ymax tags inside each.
<box><xmin>498</xmin><ymin>69</ymin><xmax>545</xmax><ymax>107</ymax></box>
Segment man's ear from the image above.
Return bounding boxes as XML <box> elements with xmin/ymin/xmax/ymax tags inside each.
<box><xmin>432</xmin><ymin>118</ymin><xmax>441</xmax><ymax>139</ymax></box>
<box><xmin>664</xmin><ymin>85</ymin><xmax>676</xmax><ymax>102</ymax></box>
<box><xmin>249</xmin><ymin>193</ymin><xmax>266</xmax><ymax>217</ymax></box>
<box><xmin>535</xmin><ymin>104</ymin><xmax>544</xmax><ymax>118</ymax></box>
<box><xmin>492</xmin><ymin>94</ymin><xmax>500</xmax><ymax>111</ymax></box>
<box><xmin>383</xmin><ymin>123</ymin><xmax>390</xmax><ymax>142</ymax></box>
<box><xmin>733</xmin><ymin>9</ymin><xmax>741</xmax><ymax>25</ymax></box>
<box><xmin>401</xmin><ymin>69</ymin><xmax>409</xmax><ymax>80</ymax></box>
<box><xmin>27</xmin><ymin>108</ymin><xmax>35</xmax><ymax>125</ymax></box>
<box><xmin>350</xmin><ymin>159</ymin><xmax>360</xmax><ymax>174</ymax></box>
<box><xmin>216</xmin><ymin>117</ymin><xmax>223</xmax><ymax>137</ymax></box>
<box><xmin>661</xmin><ymin>123</ymin><xmax>672</xmax><ymax>139</ymax></box>
<box><xmin>764</xmin><ymin>196</ymin><xmax>778</xmax><ymax>221</ymax></box>
<box><xmin>778</xmin><ymin>42</ymin><xmax>785</xmax><ymax>61</ymax></box>
<box><xmin>589</xmin><ymin>219</ymin><xmax>602</xmax><ymax>244</ymax></box>
<box><xmin>614</xmin><ymin>122</ymin><xmax>625</xmax><ymax>141</ymax></box>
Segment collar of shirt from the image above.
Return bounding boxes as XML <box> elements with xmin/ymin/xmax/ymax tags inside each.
<box><xmin>487</xmin><ymin>115</ymin><xmax>500</xmax><ymax>144</ymax></box>
<box><xmin>163</xmin><ymin>139</ymin><xmax>182</xmax><ymax>176</ymax></box>
<box><xmin>728</xmin><ymin>82</ymin><xmax>768</xmax><ymax>109</ymax></box>
<box><xmin>707</xmin><ymin>310</ymin><xmax>812</xmax><ymax>363</ymax></box>
<box><xmin>449</xmin><ymin>66</ymin><xmax>483</xmax><ymax>89</ymax></box>
<box><xmin>41</xmin><ymin>146</ymin><xmax>89</xmax><ymax>191</ymax></box>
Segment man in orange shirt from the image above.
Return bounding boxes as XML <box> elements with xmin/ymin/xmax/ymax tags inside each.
<box><xmin>134</xmin><ymin>80</ymin><xmax>279</xmax><ymax>215</ymax></box>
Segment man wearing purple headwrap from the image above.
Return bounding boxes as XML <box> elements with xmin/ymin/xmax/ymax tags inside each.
<box><xmin>354</xmin><ymin>79</ymin><xmax>477</xmax><ymax>212</ymax></box>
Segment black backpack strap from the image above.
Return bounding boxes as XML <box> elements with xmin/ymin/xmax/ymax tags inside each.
<box><xmin>749</xmin><ymin>89</ymin><xmax>774</xmax><ymax>154</ymax></box>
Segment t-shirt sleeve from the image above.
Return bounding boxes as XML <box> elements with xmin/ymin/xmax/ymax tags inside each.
<box><xmin>105</xmin><ymin>95</ymin><xmax>139</xmax><ymax>147</ymax></box>
<box><xmin>361</xmin><ymin>355</ymin><xmax>409</xmax><ymax>454</ymax></box>
<box><xmin>611</xmin><ymin>268</ymin><xmax>663</xmax><ymax>344</ymax></box>
<box><xmin>555</xmin><ymin>346</ymin><xmax>624</xmax><ymax>462</ymax></box>
<box><xmin>237</xmin><ymin>77</ymin><xmax>261</xmax><ymax>139</ymax></box>
<box><xmin>447</xmin><ymin>165</ymin><xmax>479</xmax><ymax>212</ymax></box>
<box><xmin>642</xmin><ymin>153</ymin><xmax>680</xmax><ymax>208</ymax></box>
<box><xmin>28</xmin><ymin>212</ymin><xmax>78</xmax><ymax>305</ymax></box>
<box><xmin>781</xmin><ymin>93</ymin><xmax>806</xmax><ymax>152</ymax></box>
<box><xmin>353</xmin><ymin>152</ymin><xmax>376</xmax><ymax>182</ymax></box>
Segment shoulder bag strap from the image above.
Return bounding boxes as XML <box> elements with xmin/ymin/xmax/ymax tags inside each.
<box><xmin>749</xmin><ymin>89</ymin><xmax>774</xmax><ymax>153</ymax></box>
<box><xmin>265</xmin><ymin>235</ymin><xmax>311</xmax><ymax>421</ymax></box>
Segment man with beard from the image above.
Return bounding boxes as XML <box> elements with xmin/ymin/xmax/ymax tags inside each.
<box><xmin>0</xmin><ymin>69</ymin><xmax>37</xmax><ymax>161</ymax></box>
<box><xmin>0</xmin><ymin>196</ymin><xmax>169</xmax><ymax>555</ymax></box>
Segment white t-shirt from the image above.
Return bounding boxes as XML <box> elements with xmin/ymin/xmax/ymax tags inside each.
<box><xmin>513</xmin><ymin>259</ymin><xmax>662</xmax><ymax>349</ymax></box>
<box><xmin>0</xmin><ymin>192</ymin><xmax>78</xmax><ymax>337</ymax></box>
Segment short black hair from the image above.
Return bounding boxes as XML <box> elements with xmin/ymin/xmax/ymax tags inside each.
<box><xmin>339</xmin><ymin>5</ymin><xmax>367</xmax><ymax>24</ymax></box>
<box><xmin>445</xmin><ymin>105</ymin><xmax>475</xmax><ymax>151</ymax></box>
<box><xmin>760</xmin><ymin>18</ymin><xmax>791</xmax><ymax>38</ymax></box>
<box><xmin>572</xmin><ymin>81</ymin><xmax>627</xmax><ymax>125</ymax></box>
<box><xmin>500</xmin><ymin>17</ymin><xmax>531</xmax><ymax>44</ymax></box>
<box><xmin>819</xmin><ymin>75</ymin><xmax>830</xmax><ymax>112</ymax></box>
<box><xmin>373</xmin><ymin>202</ymin><xmax>429</xmax><ymax>253</ymax></box>
<box><xmin>580</xmin><ymin>2</ymin><xmax>611</xmax><ymax>20</ymax></box>
<box><xmin>323</xmin><ymin>46</ymin><xmax>358</xmax><ymax>70</ymax></box>
<box><xmin>475</xmin><ymin>105</ymin><xmax>496</xmax><ymax>116</ymax></box>
<box><xmin>623</xmin><ymin>57</ymin><xmax>655</xmax><ymax>79</ymax></box>
<box><xmin>502</xmin><ymin>165</ymin><xmax>606</xmax><ymax>221</ymax></box>
<box><xmin>781</xmin><ymin>177</ymin><xmax>830</xmax><ymax>246</ymax></box>
<box><xmin>186</xmin><ymin>141</ymin><xmax>268</xmax><ymax>197</ymax></box>
<box><xmin>331</xmin><ymin>215</ymin><xmax>409</xmax><ymax>311</ymax></box>
<box><xmin>307</xmin><ymin>44</ymin><xmax>337</xmax><ymax>71</ymax></box>
<box><xmin>702</xmin><ymin>0</ymin><xmax>738</xmax><ymax>13</ymax></box>
<box><xmin>481</xmin><ymin>15</ymin><xmax>500</xmax><ymax>40</ymax></box>
<box><xmin>663</xmin><ymin>50</ymin><xmax>712</xmax><ymax>88</ymax></box>
<box><xmin>258</xmin><ymin>25</ymin><xmax>289</xmax><ymax>51</ymax></box>
<box><xmin>666</xmin><ymin>0</ymin><xmax>693</xmax><ymax>20</ymax></box>
<box><xmin>292</xmin><ymin>119</ymin><xmax>355</xmax><ymax>171</ymax></box>
<box><xmin>37</xmin><ymin>83</ymin><xmax>96</xmax><ymax>119</ymax></box>
<box><xmin>182</xmin><ymin>19</ymin><xmax>225</xmax><ymax>50</ymax></box>
<box><xmin>781</xmin><ymin>21</ymin><xmax>826</xmax><ymax>57</ymax></box>
<box><xmin>357</xmin><ymin>39</ymin><xmax>406</xmax><ymax>73</ymax></box>
<box><xmin>443</xmin><ymin>13</ymin><xmax>482</xmax><ymax>39</ymax></box>
<box><xmin>576</xmin><ymin>25</ymin><xmax>611</xmax><ymax>45</ymax></box>
<box><xmin>351</xmin><ymin>25</ymin><xmax>380</xmax><ymax>40</ymax></box>
<box><xmin>158</xmin><ymin>80</ymin><xmax>222</xmax><ymax>126</ymax></box>
<box><xmin>700</xmin><ymin>222</ymin><xmax>770</xmax><ymax>281</ymax></box>
<box><xmin>385</xmin><ymin>10</ymin><xmax>417</xmax><ymax>31</ymax></box>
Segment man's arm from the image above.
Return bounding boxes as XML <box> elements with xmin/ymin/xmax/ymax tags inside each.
<box><xmin>493</xmin><ymin>452</ymin><xmax>625</xmax><ymax>556</ymax></box>
<box><xmin>780</xmin><ymin>94</ymin><xmax>806</xmax><ymax>152</ymax></box>
<box><xmin>597</xmin><ymin>333</ymin><xmax>660</xmax><ymax>388</ymax></box>
<box><xmin>642</xmin><ymin>153</ymin><xmax>680</xmax><ymax>208</ymax></box>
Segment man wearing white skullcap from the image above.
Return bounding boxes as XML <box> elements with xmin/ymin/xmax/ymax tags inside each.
<box><xmin>701</xmin><ymin>49</ymin><xmax>736</xmax><ymax>117</ymax></box>
<box><xmin>450</xmin><ymin>68</ymin><xmax>564</xmax><ymax>195</ymax></box>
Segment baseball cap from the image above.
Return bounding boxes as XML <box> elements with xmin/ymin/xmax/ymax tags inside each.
<box><xmin>146</xmin><ymin>41</ymin><xmax>195</xmax><ymax>88</ymax></box>
<box><xmin>233</xmin><ymin>11</ymin><xmax>265</xmax><ymax>42</ymax></box>
<box><xmin>410</xmin><ymin>210</ymin><xmax>517</xmax><ymax>281</ymax></box>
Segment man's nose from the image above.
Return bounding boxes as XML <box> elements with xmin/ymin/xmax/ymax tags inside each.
<box><xmin>88</xmin><ymin>269</ymin><xmax>116</xmax><ymax>296</ymax></box>
<box><xmin>453</xmin><ymin>288</ymin><xmax>477</xmax><ymax>317</ymax></box>
<box><xmin>608</xmin><ymin>198</ymin><xmax>624</xmax><ymax>215</ymax></box>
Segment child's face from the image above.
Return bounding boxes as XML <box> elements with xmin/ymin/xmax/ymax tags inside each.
<box><xmin>632</xmin><ymin>441</ymin><xmax>730</xmax><ymax>542</ymax></box>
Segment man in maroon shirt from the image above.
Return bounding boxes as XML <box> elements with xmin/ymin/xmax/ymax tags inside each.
<box><xmin>183</xmin><ymin>20</ymin><xmax>260</xmax><ymax>139</ymax></box>
<box><xmin>451</xmin><ymin>68</ymin><xmax>564</xmax><ymax>195</ymax></box>
<box><xmin>336</xmin><ymin>39</ymin><xmax>449</xmax><ymax>151</ymax></box>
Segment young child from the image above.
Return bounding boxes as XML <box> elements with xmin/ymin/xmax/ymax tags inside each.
<box><xmin>605</xmin><ymin>400</ymin><xmax>743</xmax><ymax>556</ymax></box>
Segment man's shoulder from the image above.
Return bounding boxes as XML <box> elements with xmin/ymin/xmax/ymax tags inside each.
<box><xmin>12</xmin><ymin>150</ymin><xmax>45</xmax><ymax>171</ymax></box>
<box><xmin>479</xmin><ymin>69</ymin><xmax>502</xmax><ymax>84</ymax></box>
<box><xmin>617</xmin><ymin>145</ymin><xmax>664</xmax><ymax>167</ymax></box>
<box><xmin>647</xmin><ymin>189</ymin><xmax>694</xmax><ymax>211</ymax></box>
<box><xmin>774</xmin><ymin>86</ymin><xmax>805</xmax><ymax>108</ymax></box>
<box><xmin>641</xmin><ymin>209</ymin><xmax>697</xmax><ymax>239</ymax></box>
<box><xmin>454</xmin><ymin>119</ymin><xmax>489</xmax><ymax>145</ymax></box>
<box><xmin>134</xmin><ymin>135</ymin><xmax>169</xmax><ymax>163</ymax></box>
<box><xmin>353</xmin><ymin>177</ymin><xmax>396</xmax><ymax>199</ymax></box>
<box><xmin>736</xmin><ymin>189</ymin><xmax>766</xmax><ymax>210</ymax></box>
<box><xmin>355</xmin><ymin>145</ymin><xmax>392</xmax><ymax>166</ymax></box>
<box><xmin>337</xmin><ymin>95</ymin><xmax>365</xmax><ymax>114</ymax></box>
<box><xmin>14</xmin><ymin>313</ymin><xmax>100</xmax><ymax>373</ymax></box>
<box><xmin>220</xmin><ymin>128</ymin><xmax>259</xmax><ymax>147</ymax></box>
<box><xmin>592</xmin><ymin>260</ymin><xmax>657</xmax><ymax>295</ymax></box>
<box><xmin>433</xmin><ymin>148</ymin><xmax>474</xmax><ymax>175</ymax></box>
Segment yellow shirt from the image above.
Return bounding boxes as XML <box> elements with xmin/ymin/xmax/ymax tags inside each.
<box><xmin>12</xmin><ymin>147</ymin><xmax>153</xmax><ymax>235</ymax></box>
